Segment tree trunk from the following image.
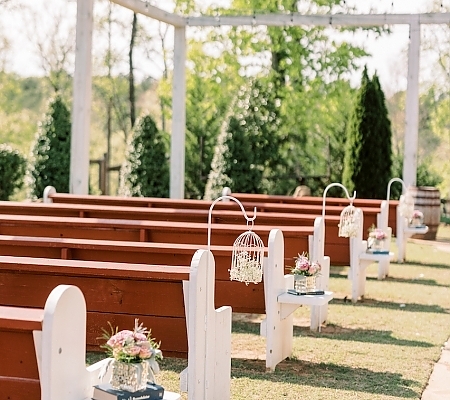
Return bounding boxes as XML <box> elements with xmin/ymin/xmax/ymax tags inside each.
<box><xmin>129</xmin><ymin>12</ymin><xmax>137</xmax><ymax>129</ymax></box>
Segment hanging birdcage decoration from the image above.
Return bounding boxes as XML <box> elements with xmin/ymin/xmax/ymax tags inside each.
<box><xmin>229</xmin><ymin>228</ymin><xmax>264</xmax><ymax>285</ymax></box>
<box><xmin>398</xmin><ymin>192</ymin><xmax>415</xmax><ymax>219</ymax></box>
<box><xmin>338</xmin><ymin>203</ymin><xmax>360</xmax><ymax>238</ymax></box>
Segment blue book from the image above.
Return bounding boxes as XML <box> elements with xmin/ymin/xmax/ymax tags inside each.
<box><xmin>93</xmin><ymin>383</ymin><xmax>164</xmax><ymax>400</ymax></box>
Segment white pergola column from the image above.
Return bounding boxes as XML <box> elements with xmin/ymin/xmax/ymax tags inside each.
<box><xmin>403</xmin><ymin>17</ymin><xmax>421</xmax><ymax>188</ymax></box>
<box><xmin>170</xmin><ymin>27</ymin><xmax>187</xmax><ymax>199</ymax></box>
<box><xmin>70</xmin><ymin>0</ymin><xmax>94</xmax><ymax>194</ymax></box>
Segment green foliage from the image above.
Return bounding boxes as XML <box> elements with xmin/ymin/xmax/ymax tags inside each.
<box><xmin>198</xmin><ymin>0</ymin><xmax>376</xmax><ymax>196</ymax></box>
<box><xmin>119</xmin><ymin>114</ymin><xmax>169</xmax><ymax>198</ymax></box>
<box><xmin>0</xmin><ymin>144</ymin><xmax>26</xmax><ymax>200</ymax></box>
<box><xmin>342</xmin><ymin>68</ymin><xmax>393</xmax><ymax>199</ymax></box>
<box><xmin>27</xmin><ymin>95</ymin><xmax>71</xmax><ymax>199</ymax></box>
<box><xmin>204</xmin><ymin>78</ymin><xmax>282</xmax><ymax>199</ymax></box>
<box><xmin>183</xmin><ymin>40</ymin><xmax>243</xmax><ymax>199</ymax></box>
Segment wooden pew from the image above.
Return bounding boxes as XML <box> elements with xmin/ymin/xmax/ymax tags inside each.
<box><xmin>0</xmin><ymin>214</ymin><xmax>311</xmax><ymax>266</ymax></box>
<box><xmin>43</xmin><ymin>190</ymin><xmax>381</xmax><ymax>219</ymax></box>
<box><xmin>1</xmin><ymin>285</ymin><xmax>110</xmax><ymax>400</ymax></box>
<box><xmin>224</xmin><ymin>191</ymin><xmax>398</xmax><ymax>235</ymax></box>
<box><xmin>0</xmin><ymin>305</ymin><xmax>43</xmax><ymax>398</ymax></box>
<box><xmin>0</xmin><ymin>201</ymin><xmax>354</xmax><ymax>264</ymax></box>
<box><xmin>0</xmin><ymin>235</ymin><xmax>266</xmax><ymax>314</ymax></box>
<box><xmin>0</xmin><ymin>255</ymin><xmax>190</xmax><ymax>358</ymax></box>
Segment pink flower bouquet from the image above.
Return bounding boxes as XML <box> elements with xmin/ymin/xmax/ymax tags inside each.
<box><xmin>291</xmin><ymin>252</ymin><xmax>321</xmax><ymax>277</ymax></box>
<box><xmin>368</xmin><ymin>228</ymin><xmax>386</xmax><ymax>241</ymax></box>
<box><xmin>102</xmin><ymin>319</ymin><xmax>162</xmax><ymax>364</ymax></box>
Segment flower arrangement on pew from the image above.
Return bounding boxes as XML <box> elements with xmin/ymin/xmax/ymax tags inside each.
<box><xmin>291</xmin><ymin>252</ymin><xmax>321</xmax><ymax>293</ymax></box>
<box><xmin>367</xmin><ymin>226</ymin><xmax>387</xmax><ymax>251</ymax></box>
<box><xmin>99</xmin><ymin>319</ymin><xmax>163</xmax><ymax>393</ymax></box>
<box><xmin>409</xmin><ymin>209</ymin><xmax>424</xmax><ymax>227</ymax></box>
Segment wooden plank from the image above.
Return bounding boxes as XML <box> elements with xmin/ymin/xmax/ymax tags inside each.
<box><xmin>0</xmin><ymin>377</ymin><xmax>40</xmax><ymax>400</ymax></box>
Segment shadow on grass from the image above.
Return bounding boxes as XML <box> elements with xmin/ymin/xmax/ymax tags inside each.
<box><xmin>232</xmin><ymin>319</ymin><xmax>433</xmax><ymax>348</ymax></box>
<box><xmin>332</xmin><ymin>297</ymin><xmax>450</xmax><ymax>314</ymax></box>
<box><xmin>330</xmin><ymin>271</ymin><xmax>448</xmax><ymax>288</ymax></box>
<box><xmin>231</xmin><ymin>358</ymin><xmax>418</xmax><ymax>398</ymax></box>
<box><xmin>399</xmin><ymin>260</ymin><xmax>450</xmax><ymax>270</ymax></box>
<box><xmin>156</xmin><ymin>357</ymin><xmax>418</xmax><ymax>398</ymax></box>
<box><xmin>294</xmin><ymin>325</ymin><xmax>433</xmax><ymax>348</ymax></box>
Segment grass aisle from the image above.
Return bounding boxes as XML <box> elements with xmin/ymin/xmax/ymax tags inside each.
<box><xmin>95</xmin><ymin>226</ymin><xmax>450</xmax><ymax>400</ymax></box>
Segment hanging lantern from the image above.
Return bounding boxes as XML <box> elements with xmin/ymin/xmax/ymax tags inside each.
<box><xmin>338</xmin><ymin>204</ymin><xmax>360</xmax><ymax>238</ymax></box>
<box><xmin>399</xmin><ymin>192</ymin><xmax>415</xmax><ymax>219</ymax></box>
<box><xmin>229</xmin><ymin>229</ymin><xmax>264</xmax><ymax>285</ymax></box>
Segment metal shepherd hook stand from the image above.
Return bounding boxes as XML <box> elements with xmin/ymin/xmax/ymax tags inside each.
<box><xmin>322</xmin><ymin>183</ymin><xmax>359</xmax><ymax>238</ymax></box>
<box><xmin>208</xmin><ymin>195</ymin><xmax>264</xmax><ymax>285</ymax></box>
<box><xmin>388</xmin><ymin>177</ymin><xmax>414</xmax><ymax>219</ymax></box>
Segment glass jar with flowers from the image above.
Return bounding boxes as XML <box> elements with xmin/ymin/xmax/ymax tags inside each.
<box><xmin>291</xmin><ymin>252</ymin><xmax>321</xmax><ymax>293</ymax></box>
<box><xmin>409</xmin><ymin>210</ymin><xmax>424</xmax><ymax>227</ymax></box>
<box><xmin>100</xmin><ymin>319</ymin><xmax>162</xmax><ymax>392</ymax></box>
<box><xmin>368</xmin><ymin>226</ymin><xmax>387</xmax><ymax>251</ymax></box>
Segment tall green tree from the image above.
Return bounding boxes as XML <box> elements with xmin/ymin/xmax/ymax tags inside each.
<box><xmin>26</xmin><ymin>95</ymin><xmax>71</xmax><ymax>199</ymax></box>
<box><xmin>342</xmin><ymin>68</ymin><xmax>392</xmax><ymax>199</ymax></box>
<box><xmin>205</xmin><ymin>78</ymin><xmax>282</xmax><ymax>199</ymax></box>
<box><xmin>119</xmin><ymin>114</ymin><xmax>169</xmax><ymax>198</ymax></box>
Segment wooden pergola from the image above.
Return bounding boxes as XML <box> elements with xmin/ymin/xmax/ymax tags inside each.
<box><xmin>70</xmin><ymin>0</ymin><xmax>450</xmax><ymax>198</ymax></box>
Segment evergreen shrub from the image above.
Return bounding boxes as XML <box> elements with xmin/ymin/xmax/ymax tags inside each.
<box><xmin>119</xmin><ymin>114</ymin><xmax>170</xmax><ymax>198</ymax></box>
<box><xmin>0</xmin><ymin>144</ymin><xmax>26</xmax><ymax>200</ymax></box>
<box><xmin>26</xmin><ymin>95</ymin><xmax>71</xmax><ymax>199</ymax></box>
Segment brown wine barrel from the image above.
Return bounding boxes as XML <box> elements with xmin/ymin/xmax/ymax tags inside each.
<box><xmin>409</xmin><ymin>186</ymin><xmax>441</xmax><ymax>240</ymax></box>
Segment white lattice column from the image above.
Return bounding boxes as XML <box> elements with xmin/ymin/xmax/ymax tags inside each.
<box><xmin>403</xmin><ymin>17</ymin><xmax>421</xmax><ymax>188</ymax></box>
<box><xmin>70</xmin><ymin>0</ymin><xmax>94</xmax><ymax>194</ymax></box>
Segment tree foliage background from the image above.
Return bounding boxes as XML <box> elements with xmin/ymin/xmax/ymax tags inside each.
<box><xmin>343</xmin><ymin>68</ymin><xmax>392</xmax><ymax>199</ymax></box>
<box><xmin>119</xmin><ymin>114</ymin><xmax>170</xmax><ymax>198</ymax></box>
<box><xmin>26</xmin><ymin>95</ymin><xmax>71</xmax><ymax>199</ymax></box>
<box><xmin>0</xmin><ymin>0</ymin><xmax>449</xmax><ymax>200</ymax></box>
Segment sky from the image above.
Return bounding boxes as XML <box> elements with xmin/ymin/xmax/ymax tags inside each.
<box><xmin>0</xmin><ymin>0</ymin><xmax>446</xmax><ymax>94</ymax></box>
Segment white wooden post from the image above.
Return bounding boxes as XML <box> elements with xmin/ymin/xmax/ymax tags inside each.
<box><xmin>396</xmin><ymin>195</ymin><xmax>428</xmax><ymax>263</ymax></box>
<box><xmin>43</xmin><ymin>186</ymin><xmax>56</xmax><ymax>203</ymax></box>
<box><xmin>261</xmin><ymin>229</ymin><xmax>333</xmax><ymax>372</ymax></box>
<box><xmin>39</xmin><ymin>285</ymin><xmax>104</xmax><ymax>399</ymax></box>
<box><xmin>170</xmin><ymin>27</ymin><xmax>187</xmax><ymax>199</ymax></box>
<box><xmin>377</xmin><ymin>200</ymin><xmax>392</xmax><ymax>279</ymax></box>
<box><xmin>403</xmin><ymin>17</ymin><xmax>421</xmax><ymax>188</ymax></box>
<box><xmin>70</xmin><ymin>0</ymin><xmax>94</xmax><ymax>195</ymax></box>
<box><xmin>350</xmin><ymin>209</ymin><xmax>393</xmax><ymax>302</ymax></box>
<box><xmin>309</xmin><ymin>217</ymin><xmax>331</xmax><ymax>328</ymax></box>
<box><xmin>181</xmin><ymin>249</ymin><xmax>232</xmax><ymax>400</ymax></box>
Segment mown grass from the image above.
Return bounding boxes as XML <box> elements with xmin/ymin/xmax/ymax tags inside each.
<box><xmin>89</xmin><ymin>225</ymin><xmax>450</xmax><ymax>399</ymax></box>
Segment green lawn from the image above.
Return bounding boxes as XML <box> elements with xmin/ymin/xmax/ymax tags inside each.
<box><xmin>91</xmin><ymin>225</ymin><xmax>450</xmax><ymax>399</ymax></box>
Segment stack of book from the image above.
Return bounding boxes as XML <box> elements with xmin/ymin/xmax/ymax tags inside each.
<box><xmin>92</xmin><ymin>383</ymin><xmax>165</xmax><ymax>400</ymax></box>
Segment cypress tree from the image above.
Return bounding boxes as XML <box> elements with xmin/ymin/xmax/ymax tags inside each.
<box><xmin>119</xmin><ymin>114</ymin><xmax>170</xmax><ymax>198</ymax></box>
<box><xmin>27</xmin><ymin>95</ymin><xmax>71</xmax><ymax>199</ymax></box>
<box><xmin>342</xmin><ymin>68</ymin><xmax>392</xmax><ymax>199</ymax></box>
<box><xmin>204</xmin><ymin>79</ymin><xmax>281</xmax><ymax>199</ymax></box>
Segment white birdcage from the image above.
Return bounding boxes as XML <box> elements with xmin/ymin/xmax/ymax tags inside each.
<box><xmin>338</xmin><ymin>204</ymin><xmax>360</xmax><ymax>238</ymax></box>
<box><xmin>399</xmin><ymin>192</ymin><xmax>415</xmax><ymax>219</ymax></box>
<box><xmin>229</xmin><ymin>228</ymin><xmax>264</xmax><ymax>285</ymax></box>
<box><xmin>208</xmin><ymin>195</ymin><xmax>264</xmax><ymax>285</ymax></box>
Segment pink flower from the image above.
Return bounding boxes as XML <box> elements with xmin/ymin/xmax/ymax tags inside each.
<box><xmin>292</xmin><ymin>253</ymin><xmax>321</xmax><ymax>277</ymax></box>
<box><xmin>107</xmin><ymin>330</ymin><xmax>133</xmax><ymax>347</ymax></box>
<box><xmin>139</xmin><ymin>346</ymin><xmax>152</xmax><ymax>359</ymax></box>
<box><xmin>123</xmin><ymin>345</ymin><xmax>141</xmax><ymax>356</ymax></box>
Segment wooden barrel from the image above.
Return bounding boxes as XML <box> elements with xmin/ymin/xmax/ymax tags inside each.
<box><xmin>409</xmin><ymin>186</ymin><xmax>441</xmax><ymax>240</ymax></box>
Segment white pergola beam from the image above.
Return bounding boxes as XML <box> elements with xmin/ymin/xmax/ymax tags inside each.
<box><xmin>70</xmin><ymin>0</ymin><xmax>94</xmax><ymax>195</ymax></box>
<box><xmin>170</xmin><ymin>27</ymin><xmax>187</xmax><ymax>199</ymax></box>
<box><xmin>403</xmin><ymin>17</ymin><xmax>421</xmax><ymax>188</ymax></box>
<box><xmin>186</xmin><ymin>12</ymin><xmax>450</xmax><ymax>27</ymax></box>
<box><xmin>71</xmin><ymin>1</ymin><xmax>450</xmax><ymax>197</ymax></box>
<box><xmin>110</xmin><ymin>0</ymin><xmax>185</xmax><ymax>27</ymax></box>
